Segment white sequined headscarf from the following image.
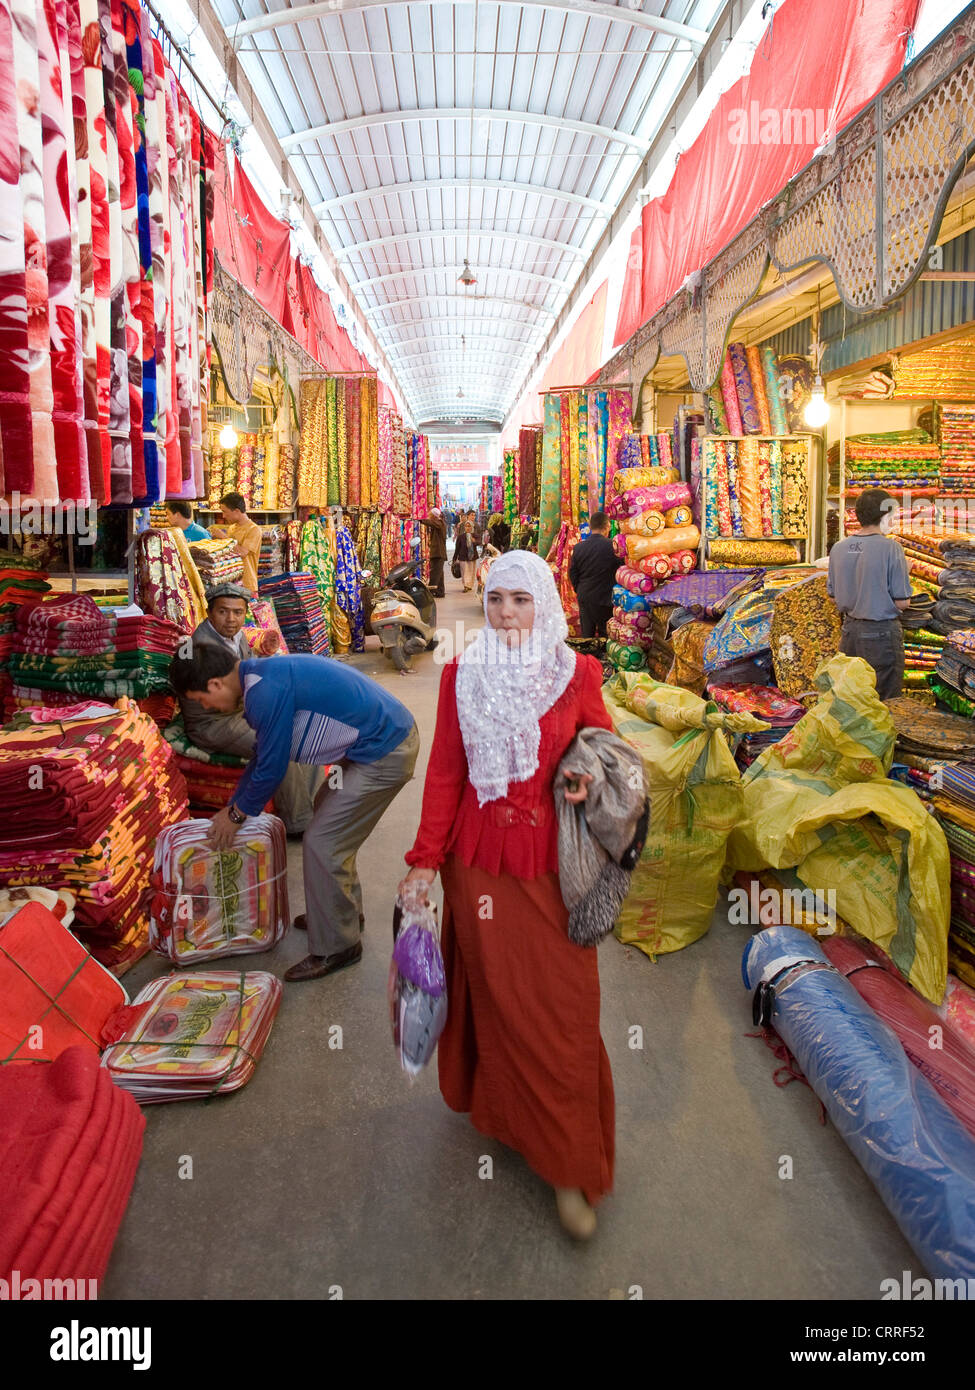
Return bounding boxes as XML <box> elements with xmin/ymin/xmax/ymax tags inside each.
<box><xmin>456</xmin><ymin>551</ymin><xmax>576</xmax><ymax>806</ymax></box>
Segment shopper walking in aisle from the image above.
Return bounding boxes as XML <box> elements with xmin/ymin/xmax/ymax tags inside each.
<box><xmin>210</xmin><ymin>493</ymin><xmax>263</xmax><ymax>596</ymax></box>
<box><xmin>175</xmin><ymin>583</ymin><xmax>322</xmax><ymax>834</ymax></box>
<box><xmin>453</xmin><ymin>519</ymin><xmax>477</xmax><ymax>592</ymax></box>
<box><xmin>165</xmin><ymin>499</ymin><xmax>210</xmax><ymax>541</ymax></box>
<box><xmin>419</xmin><ymin>506</ymin><xmax>448</xmax><ymax>597</ymax></box>
<box><xmin>827</xmin><ymin>488</ymin><xmax>912</xmax><ymax>699</ymax></box>
<box><xmin>569</xmin><ymin>513</ymin><xmax>618</xmax><ymax>638</ymax></box>
<box><xmin>399</xmin><ymin>551</ymin><xmax>615</xmax><ymax>1240</ymax></box>
<box><xmin>485</xmin><ymin>511</ymin><xmax>511</xmax><ymax>554</ymax></box>
<box><xmin>170</xmin><ymin>646</ymin><xmax>419</xmax><ymax>981</ymax></box>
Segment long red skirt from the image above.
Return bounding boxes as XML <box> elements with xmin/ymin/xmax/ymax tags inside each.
<box><xmin>439</xmin><ymin>856</ymin><xmax>615</xmax><ymax>1204</ymax></box>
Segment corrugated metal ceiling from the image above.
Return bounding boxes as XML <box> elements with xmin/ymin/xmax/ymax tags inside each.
<box><xmin>216</xmin><ymin>0</ymin><xmax>726</xmax><ymax>423</ymax></box>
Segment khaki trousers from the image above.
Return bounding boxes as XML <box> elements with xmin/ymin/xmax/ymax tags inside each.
<box><xmin>303</xmin><ymin>725</ymin><xmax>420</xmax><ymax>956</ymax></box>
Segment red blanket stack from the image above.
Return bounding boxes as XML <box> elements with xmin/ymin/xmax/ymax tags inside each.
<box><xmin>0</xmin><ymin>1048</ymin><xmax>144</xmax><ymax>1288</ymax></box>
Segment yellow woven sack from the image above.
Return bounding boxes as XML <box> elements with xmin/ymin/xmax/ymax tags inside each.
<box><xmin>726</xmin><ymin>653</ymin><xmax>949</xmax><ymax>1002</ymax></box>
<box><xmin>605</xmin><ymin>674</ymin><xmax>767</xmax><ymax>957</ymax></box>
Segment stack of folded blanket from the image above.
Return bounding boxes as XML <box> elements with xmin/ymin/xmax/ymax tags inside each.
<box><xmin>0</xmin><ymin>700</ymin><xmax>188</xmax><ymax>971</ymax></box>
<box><xmin>707</xmin><ymin>682</ymin><xmax>806</xmax><ymax>769</ymax></box>
<box><xmin>189</xmin><ymin>539</ymin><xmax>244</xmax><ymax>588</ymax></box>
<box><xmin>938</xmin><ymin>403</ymin><xmax>975</xmax><ymax>495</ymax></box>
<box><xmin>0</xmin><ymin>1046</ymin><xmax>144</xmax><ymax>1286</ymax></box>
<box><xmin>7</xmin><ymin>596</ymin><xmax>183</xmax><ymax>708</ymax></box>
<box><xmin>258</xmin><ymin>573</ymin><xmax>331</xmax><ymax>655</ymax></box>
<box><xmin>930</xmin><ymin>537</ymin><xmax>975</xmax><ymax>634</ymax></box>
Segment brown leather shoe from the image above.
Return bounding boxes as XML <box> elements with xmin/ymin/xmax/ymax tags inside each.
<box><xmin>294</xmin><ymin>913</ymin><xmax>365</xmax><ymax>933</ymax></box>
<box><xmin>284</xmin><ymin>942</ymin><xmax>363</xmax><ymax>982</ymax></box>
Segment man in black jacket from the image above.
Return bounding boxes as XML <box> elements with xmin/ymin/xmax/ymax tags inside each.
<box><xmin>569</xmin><ymin>513</ymin><xmax>618</xmax><ymax>639</ymax></box>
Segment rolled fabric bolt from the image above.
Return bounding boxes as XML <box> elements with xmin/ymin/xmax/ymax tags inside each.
<box><xmin>621</xmin><ymin>509</ymin><xmax>666</xmax><ymax>536</ymax></box>
<box><xmin>747</xmin><ymin>344</ymin><xmax>772</xmax><ymax>434</ymax></box>
<box><xmin>636</xmin><ymin>552</ymin><xmax>675</xmax><ymax>581</ymax></box>
<box><xmin>613</xmin><ymin>466</ymin><xmax>680</xmax><ymax>494</ymax></box>
<box><xmin>626</xmin><ymin>525</ymin><xmax>701</xmax><ymax>560</ymax></box>
<box><xmin>720</xmin><ymin>355</ymin><xmax>744</xmax><ymax>436</ymax></box>
<box><xmin>665</xmin><ymin>505</ymin><xmax>692</xmax><ymax>527</ymax></box>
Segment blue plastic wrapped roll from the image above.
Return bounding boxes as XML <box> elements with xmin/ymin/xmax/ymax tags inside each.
<box><xmin>742</xmin><ymin>925</ymin><xmax>975</xmax><ymax>1280</ymax></box>
<box><xmin>612</xmin><ymin>585</ymin><xmax>651</xmax><ymax>614</ymax></box>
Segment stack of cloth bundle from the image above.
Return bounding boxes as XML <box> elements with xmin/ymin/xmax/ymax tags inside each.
<box><xmin>830</xmin><ymin>429</ymin><xmax>941</xmax><ymax>495</ymax></box>
<box><xmin>930</xmin><ymin>536</ymin><xmax>975</xmax><ymax>634</ymax></box>
<box><xmin>701</xmin><ymin>437</ymin><xmax>809</xmax><ymax>563</ymax></box>
<box><xmin>8</xmin><ymin>596</ymin><xmax>183</xmax><ymax>708</ymax></box>
<box><xmin>705</xmin><ymin>343</ymin><xmax>791</xmax><ymax>436</ymax></box>
<box><xmin>929</xmin><ymin>764</ymin><xmax>975</xmax><ymax>988</ymax></box>
<box><xmin>0</xmin><ymin>564</ymin><xmax>50</xmax><ymax>716</ymax></box>
<box><xmin>605</xmin><ymin>452</ymin><xmax>699</xmax><ymax>671</ymax></box>
<box><xmin>937</xmin><ymin>403</ymin><xmax>975</xmax><ymax>495</ymax></box>
<box><xmin>162</xmin><ymin>715</ymin><xmax>263</xmax><ymax>815</ymax></box>
<box><xmin>886</xmin><ymin>695</ymin><xmax>975</xmax><ymax>764</ymax></box>
<box><xmin>900</xmin><ymin>627</ymin><xmax>945</xmax><ymax>693</ymax></box>
<box><xmin>892</xmin><ymin>529</ymin><xmax>953</xmax><ymax>597</ymax></box>
<box><xmin>935</xmin><ymin>629</ymin><xmax>975</xmax><ymax>707</ymax></box>
<box><xmin>188</xmin><ymin>538</ymin><xmax>244</xmax><ymax>588</ymax></box>
<box><xmin>606</xmin><ymin>585</ymin><xmax>651</xmax><ymax>670</ymax></box>
<box><xmin>707</xmin><ymin>682</ymin><xmax>806</xmax><ymax>769</ymax></box>
<box><xmin>0</xmin><ymin>1047</ymin><xmax>145</xmax><ymax>1287</ymax></box>
<box><xmin>259</xmin><ymin>525</ymin><xmax>287</xmax><ymax>579</ymax></box>
<box><xmin>0</xmin><ymin>700</ymin><xmax>189</xmax><ymax>971</ymax></box>
<box><xmin>258</xmin><ymin>573</ymin><xmax>331</xmax><ymax>655</ymax></box>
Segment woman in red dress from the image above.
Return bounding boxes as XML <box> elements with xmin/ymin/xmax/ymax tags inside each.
<box><xmin>400</xmin><ymin>551</ymin><xmax>615</xmax><ymax>1239</ymax></box>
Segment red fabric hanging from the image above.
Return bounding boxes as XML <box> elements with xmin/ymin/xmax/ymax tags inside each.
<box><xmin>637</xmin><ymin>0</ymin><xmax>920</xmax><ymax>335</ymax></box>
<box><xmin>541</xmin><ymin>282</ymin><xmax>607</xmax><ymax>392</ymax></box>
<box><xmin>211</xmin><ymin>145</ymin><xmax>294</xmax><ymax>335</ymax></box>
<box><xmin>613</xmin><ymin>225</ymin><xmax>643</xmax><ymax>350</ymax></box>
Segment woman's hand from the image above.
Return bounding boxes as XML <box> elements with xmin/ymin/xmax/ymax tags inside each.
<box><xmin>562</xmin><ymin>771</ymin><xmax>594</xmax><ymax>805</ymax></box>
<box><xmin>398</xmin><ymin>866</ymin><xmax>437</xmax><ymax>903</ymax></box>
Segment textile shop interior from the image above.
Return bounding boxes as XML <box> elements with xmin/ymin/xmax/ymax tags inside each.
<box><xmin>2</xmin><ymin>0</ymin><xmax>975</xmax><ymax>1313</ymax></box>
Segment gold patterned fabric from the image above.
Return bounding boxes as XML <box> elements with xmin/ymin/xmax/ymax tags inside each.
<box><xmin>769</xmin><ymin>574</ymin><xmax>842</xmax><ymax>696</ymax></box>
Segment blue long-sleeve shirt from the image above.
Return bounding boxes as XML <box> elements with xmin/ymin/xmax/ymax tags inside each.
<box><xmin>232</xmin><ymin>655</ymin><xmax>415</xmax><ymax>816</ymax></box>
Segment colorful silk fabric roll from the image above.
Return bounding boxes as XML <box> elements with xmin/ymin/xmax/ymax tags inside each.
<box><xmin>708</xmin><ymin>538</ymin><xmax>799</xmax><ymax>567</ymax></box>
<box><xmin>621</xmin><ymin>510</ymin><xmax>666</xmax><ymax>536</ymax></box>
<box><xmin>665</xmin><ymin>506</ymin><xmax>692</xmax><ymax>527</ymax></box>
<box><xmin>729</xmin><ymin>342</ymin><xmax>762</xmax><ymax>435</ymax></box>
<box><xmin>720</xmin><ymin>356</ymin><xmax>744</xmax><ymax>437</ymax></box>
<box><xmin>746</xmin><ymin>345</ymin><xmax>772</xmax><ymax>434</ymax></box>
<box><xmin>626</xmin><ymin>526</ymin><xmax>700</xmax><ymax>561</ymax></box>
<box><xmin>762</xmin><ymin>346</ymin><xmax>788</xmax><ymax>435</ymax></box>
<box><xmin>725</xmin><ymin>441</ymin><xmax>745</xmax><ymax>538</ymax></box>
<box><xmin>781</xmin><ymin>440</ymin><xmax>809</xmax><ymax>536</ymax></box>
<box><xmin>707</xmin><ymin>388</ymin><xmax>728</xmax><ymax>435</ymax></box>
<box><xmin>737</xmin><ymin>439</ymin><xmax>763</xmax><ymax>538</ymax></box>
<box><xmin>614</xmin><ymin>466</ymin><xmax>679</xmax><ymax>493</ymax></box>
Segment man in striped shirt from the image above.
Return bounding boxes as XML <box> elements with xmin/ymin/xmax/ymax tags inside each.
<box><xmin>171</xmin><ymin>646</ymin><xmax>419</xmax><ymax>982</ymax></box>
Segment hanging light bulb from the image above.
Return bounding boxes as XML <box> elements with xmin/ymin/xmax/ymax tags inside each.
<box><xmin>219</xmin><ymin>422</ymin><xmax>239</xmax><ymax>450</ymax></box>
<box><xmin>803</xmin><ymin>377</ymin><xmax>830</xmax><ymax>428</ymax></box>
<box><xmin>458</xmin><ymin>260</ymin><xmax>476</xmax><ymax>286</ymax></box>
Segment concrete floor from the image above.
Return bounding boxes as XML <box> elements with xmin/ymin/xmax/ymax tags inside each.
<box><xmin>102</xmin><ymin>583</ymin><xmax>917</xmax><ymax>1300</ymax></box>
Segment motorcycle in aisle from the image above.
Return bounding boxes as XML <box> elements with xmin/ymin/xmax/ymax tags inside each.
<box><xmin>368</xmin><ymin>560</ymin><xmax>439</xmax><ymax>671</ymax></box>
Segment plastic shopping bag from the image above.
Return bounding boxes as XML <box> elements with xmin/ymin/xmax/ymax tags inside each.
<box><xmin>388</xmin><ymin>885</ymin><xmax>447</xmax><ymax>1079</ymax></box>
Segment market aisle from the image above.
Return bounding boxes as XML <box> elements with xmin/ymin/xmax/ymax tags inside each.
<box><xmin>103</xmin><ymin>583</ymin><xmax>916</xmax><ymax>1300</ymax></box>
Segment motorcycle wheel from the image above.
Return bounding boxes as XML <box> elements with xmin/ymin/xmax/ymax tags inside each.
<box><xmin>390</xmin><ymin>642</ymin><xmax>412</xmax><ymax>672</ymax></box>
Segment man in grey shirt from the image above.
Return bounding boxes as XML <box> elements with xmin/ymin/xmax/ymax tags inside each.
<box><xmin>827</xmin><ymin>488</ymin><xmax>912</xmax><ymax>700</ymax></box>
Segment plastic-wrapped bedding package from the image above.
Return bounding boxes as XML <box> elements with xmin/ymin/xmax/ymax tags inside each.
<box><xmin>149</xmin><ymin>816</ymin><xmax>290</xmax><ymax>964</ymax></box>
<box><xmin>743</xmin><ymin>925</ymin><xmax>975</xmax><ymax>1279</ymax></box>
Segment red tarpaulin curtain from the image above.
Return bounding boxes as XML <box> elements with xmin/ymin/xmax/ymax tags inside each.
<box><xmin>211</xmin><ymin>145</ymin><xmax>381</xmax><ymax>383</ymax></box>
<box><xmin>636</xmin><ymin>0</ymin><xmax>920</xmax><ymax>339</ymax></box>
<box><xmin>613</xmin><ymin>226</ymin><xmax>643</xmax><ymax>350</ymax></box>
<box><xmin>541</xmin><ymin>283</ymin><xmax>607</xmax><ymax>391</ymax></box>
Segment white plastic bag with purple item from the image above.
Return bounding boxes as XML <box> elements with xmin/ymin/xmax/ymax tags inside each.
<box><xmin>388</xmin><ymin>884</ymin><xmax>448</xmax><ymax>1079</ymax></box>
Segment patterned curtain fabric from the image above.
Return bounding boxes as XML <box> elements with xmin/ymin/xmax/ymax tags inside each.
<box><xmin>297</xmin><ymin>515</ymin><xmax>335</xmax><ymax>657</ymax></box>
<box><xmin>333</xmin><ymin>520</ymin><xmax>365</xmax><ymax>653</ymax></box>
